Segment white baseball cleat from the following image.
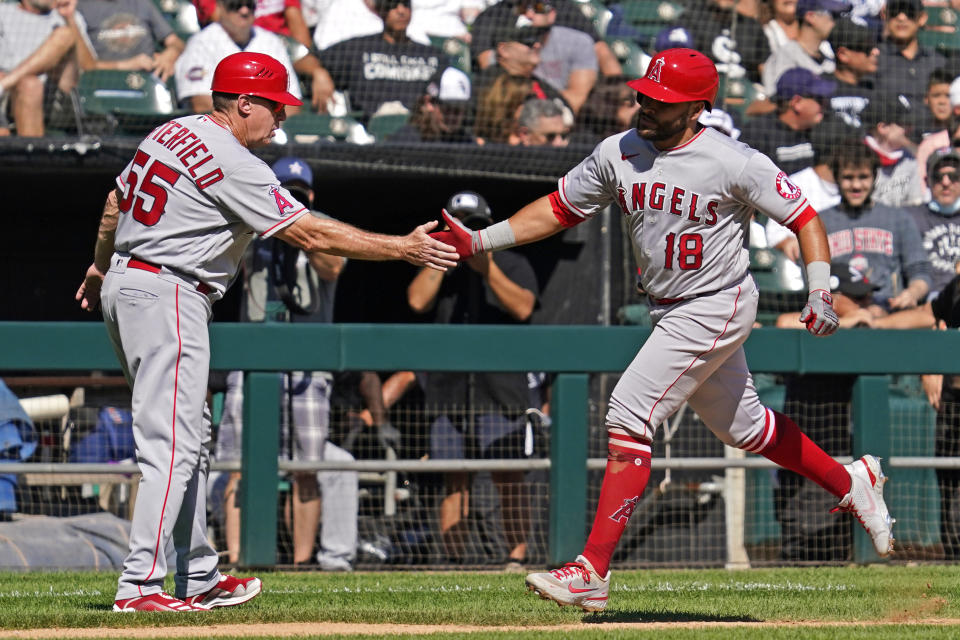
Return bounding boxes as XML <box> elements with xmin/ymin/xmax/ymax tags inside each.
<box><xmin>834</xmin><ymin>455</ymin><xmax>895</xmax><ymax>556</ymax></box>
<box><xmin>182</xmin><ymin>574</ymin><xmax>262</xmax><ymax>608</ymax></box>
<box><xmin>525</xmin><ymin>555</ymin><xmax>609</xmax><ymax>612</ymax></box>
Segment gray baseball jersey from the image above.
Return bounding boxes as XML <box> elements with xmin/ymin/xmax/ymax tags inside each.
<box><xmin>554</xmin><ymin>126</ymin><xmax>815</xmax><ymax>300</ymax></box>
<box><xmin>551</xmin><ymin>126</ymin><xmax>816</xmax><ymax>446</ymax></box>
<box><xmin>113</xmin><ymin>114</ymin><xmax>309</xmax><ymax>298</ymax></box>
<box><xmin>103</xmin><ymin>113</ymin><xmax>307</xmax><ymax>601</ymax></box>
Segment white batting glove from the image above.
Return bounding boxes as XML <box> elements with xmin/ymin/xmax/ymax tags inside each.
<box><xmin>799</xmin><ymin>289</ymin><xmax>839</xmax><ymax>336</ymax></box>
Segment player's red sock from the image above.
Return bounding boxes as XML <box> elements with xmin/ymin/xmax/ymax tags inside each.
<box><xmin>581</xmin><ymin>427</ymin><xmax>652</xmax><ymax>577</ymax></box>
<box><xmin>751</xmin><ymin>408</ymin><xmax>851</xmax><ymax>498</ymax></box>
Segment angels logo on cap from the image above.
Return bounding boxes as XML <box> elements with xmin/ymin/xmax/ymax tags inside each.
<box><xmin>775</xmin><ymin>171</ymin><xmax>802</xmax><ymax>200</ymax></box>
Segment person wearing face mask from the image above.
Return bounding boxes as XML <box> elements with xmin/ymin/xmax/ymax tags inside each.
<box><xmin>818</xmin><ymin>142</ymin><xmax>931</xmax><ymax>310</ymax></box>
<box><xmin>906</xmin><ymin>147</ymin><xmax>960</xmax><ymax>299</ymax></box>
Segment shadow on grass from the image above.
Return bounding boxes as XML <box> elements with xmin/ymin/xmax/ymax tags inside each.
<box><xmin>583</xmin><ymin>611</ymin><xmax>760</xmax><ymax>624</ymax></box>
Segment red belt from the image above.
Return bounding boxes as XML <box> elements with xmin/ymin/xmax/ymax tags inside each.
<box><xmin>128</xmin><ymin>258</ymin><xmax>212</xmax><ymax>295</ymax></box>
<box><xmin>649</xmin><ymin>295</ymin><xmax>689</xmax><ymax>306</ymax></box>
<box><xmin>649</xmin><ymin>290</ymin><xmax>718</xmax><ymax>306</ymax></box>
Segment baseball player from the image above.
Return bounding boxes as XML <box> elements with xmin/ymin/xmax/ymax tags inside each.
<box><xmin>75</xmin><ymin>51</ymin><xmax>457</xmax><ymax>613</ymax></box>
<box><xmin>431</xmin><ymin>48</ymin><xmax>895</xmax><ymax>612</ymax></box>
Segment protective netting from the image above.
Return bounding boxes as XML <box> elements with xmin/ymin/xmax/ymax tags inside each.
<box><xmin>1</xmin><ymin>370</ymin><xmax>955</xmax><ymax>569</ymax></box>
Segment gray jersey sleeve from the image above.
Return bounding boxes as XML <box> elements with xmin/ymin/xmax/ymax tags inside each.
<box><xmin>556</xmin><ymin>140</ymin><xmax>618</xmax><ymax>222</ymax></box>
<box><xmin>211</xmin><ymin>161</ymin><xmax>310</xmax><ymax>238</ymax></box>
<box><xmin>733</xmin><ymin>151</ymin><xmax>817</xmax><ymax>234</ymax></box>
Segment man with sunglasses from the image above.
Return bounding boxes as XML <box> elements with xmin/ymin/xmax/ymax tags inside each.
<box><xmin>760</xmin><ymin>0</ymin><xmax>849</xmax><ymax>98</ymax></box>
<box><xmin>511</xmin><ymin>97</ymin><xmax>569</xmax><ymax>147</ymax></box>
<box><xmin>75</xmin><ymin>52</ymin><xmax>457</xmax><ymax>612</ymax></box>
<box><xmin>906</xmin><ymin>147</ymin><xmax>960</xmax><ymax>297</ymax></box>
<box><xmin>876</xmin><ymin>0</ymin><xmax>956</xmax><ymax>106</ymax></box>
<box><xmin>176</xmin><ymin>0</ymin><xmax>332</xmax><ymax>113</ymax></box>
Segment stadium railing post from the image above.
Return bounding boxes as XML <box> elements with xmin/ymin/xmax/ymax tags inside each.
<box><xmin>852</xmin><ymin>375</ymin><xmax>892</xmax><ymax>564</ymax></box>
<box><xmin>549</xmin><ymin>373</ymin><xmax>589</xmax><ymax>566</ymax></box>
<box><xmin>240</xmin><ymin>371</ymin><xmax>281</xmax><ymax>566</ymax></box>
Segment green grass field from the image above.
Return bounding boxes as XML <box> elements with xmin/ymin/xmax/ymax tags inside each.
<box><xmin>1</xmin><ymin>565</ymin><xmax>959</xmax><ymax>639</ymax></box>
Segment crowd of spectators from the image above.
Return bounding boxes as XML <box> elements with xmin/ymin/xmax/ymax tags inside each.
<box><xmin>7</xmin><ymin>0</ymin><xmax>960</xmax><ymax>174</ymax></box>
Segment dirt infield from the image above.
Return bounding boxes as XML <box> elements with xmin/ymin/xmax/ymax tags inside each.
<box><xmin>3</xmin><ymin>620</ymin><xmax>960</xmax><ymax>638</ymax></box>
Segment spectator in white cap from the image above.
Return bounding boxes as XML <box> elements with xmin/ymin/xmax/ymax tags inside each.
<box><xmin>389</xmin><ymin>66</ymin><xmax>474</xmax><ymax>143</ymax></box>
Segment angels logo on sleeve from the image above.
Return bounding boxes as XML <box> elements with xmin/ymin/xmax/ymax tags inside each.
<box><xmin>270</xmin><ymin>185</ymin><xmax>296</xmax><ymax>215</ymax></box>
<box><xmin>616</xmin><ymin>185</ymin><xmax>630</xmax><ymax>215</ymax></box>
<box><xmin>775</xmin><ymin>171</ymin><xmax>802</xmax><ymax>200</ymax></box>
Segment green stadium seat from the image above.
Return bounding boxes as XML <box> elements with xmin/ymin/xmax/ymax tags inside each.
<box><xmin>750</xmin><ymin>247</ymin><xmax>806</xmax><ymax>325</ymax></box>
<box><xmin>616</xmin><ymin>302</ymin><xmax>652</xmax><ymax>326</ymax></box>
<box><xmin>152</xmin><ymin>0</ymin><xmax>200</xmax><ymax>40</ymax></box>
<box><xmin>716</xmin><ymin>74</ymin><xmax>755</xmax><ymax>119</ymax></box>
<box><xmin>572</xmin><ymin>0</ymin><xmax>614</xmax><ymax>37</ymax></box>
<box><xmin>282</xmin><ymin>113</ymin><xmax>362</xmax><ymax>143</ymax></box>
<box><xmin>366</xmin><ymin>112</ymin><xmax>409</xmax><ymax>140</ymax></box>
<box><xmin>924</xmin><ymin>6</ymin><xmax>959</xmax><ymax>29</ymax></box>
<box><xmin>618</xmin><ymin>0</ymin><xmax>685</xmax><ymax>27</ymax></box>
<box><xmin>77</xmin><ymin>70</ymin><xmax>187</xmax><ymax>133</ymax></box>
<box><xmin>918</xmin><ymin>29</ymin><xmax>960</xmax><ymax>54</ymax></box>
<box><xmin>604</xmin><ymin>36</ymin><xmax>651</xmax><ymax>78</ymax></box>
<box><xmin>427</xmin><ymin>36</ymin><xmax>471</xmax><ymax>75</ymax></box>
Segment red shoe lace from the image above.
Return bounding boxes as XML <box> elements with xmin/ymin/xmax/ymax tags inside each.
<box><xmin>550</xmin><ymin>562</ymin><xmax>590</xmax><ymax>583</ymax></box>
<box><xmin>831</xmin><ymin>504</ymin><xmax>869</xmax><ymax>532</ymax></box>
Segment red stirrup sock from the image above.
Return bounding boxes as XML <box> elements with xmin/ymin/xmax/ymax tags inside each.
<box><xmin>581</xmin><ymin>427</ymin><xmax>652</xmax><ymax>577</ymax></box>
<box><xmin>750</xmin><ymin>408</ymin><xmax>851</xmax><ymax>498</ymax></box>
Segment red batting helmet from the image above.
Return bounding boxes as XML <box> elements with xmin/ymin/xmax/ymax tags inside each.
<box><xmin>627</xmin><ymin>48</ymin><xmax>718</xmax><ymax>110</ymax></box>
<box><xmin>211</xmin><ymin>52</ymin><xmax>302</xmax><ymax>107</ymax></box>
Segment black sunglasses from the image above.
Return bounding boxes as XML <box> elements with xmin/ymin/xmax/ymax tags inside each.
<box><xmin>541</xmin><ymin>131</ymin><xmax>568</xmax><ymax>143</ymax></box>
<box><xmin>887</xmin><ymin>3</ymin><xmax>921</xmax><ymax>18</ymax></box>
<box><xmin>379</xmin><ymin>0</ymin><xmax>411</xmax><ymax>10</ymax></box>
<box><xmin>516</xmin><ymin>1</ymin><xmax>553</xmax><ymax>14</ymax></box>
<box><xmin>224</xmin><ymin>0</ymin><xmax>255</xmax><ymax>11</ymax></box>
<box><xmin>933</xmin><ymin>170</ymin><xmax>960</xmax><ymax>184</ymax></box>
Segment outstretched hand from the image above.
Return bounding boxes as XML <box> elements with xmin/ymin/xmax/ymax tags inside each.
<box><xmin>76</xmin><ymin>263</ymin><xmax>106</xmax><ymax>311</ymax></box>
<box><xmin>402</xmin><ymin>220</ymin><xmax>459</xmax><ymax>271</ymax></box>
<box><xmin>428</xmin><ymin>209</ymin><xmax>480</xmax><ymax>259</ymax></box>
<box><xmin>799</xmin><ymin>289</ymin><xmax>839</xmax><ymax>336</ymax></box>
